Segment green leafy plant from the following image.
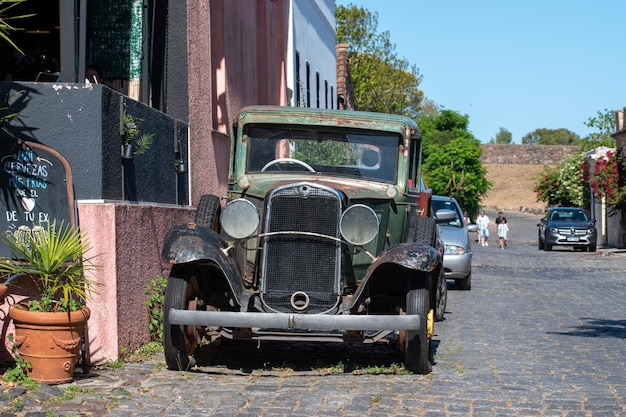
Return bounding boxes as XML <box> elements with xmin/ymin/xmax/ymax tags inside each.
<box><xmin>122</xmin><ymin>108</ymin><xmax>155</xmax><ymax>156</ymax></box>
<box><xmin>0</xmin><ymin>0</ymin><xmax>35</xmax><ymax>55</ymax></box>
<box><xmin>129</xmin><ymin>341</ymin><xmax>163</xmax><ymax>361</ymax></box>
<box><xmin>144</xmin><ymin>275</ymin><xmax>167</xmax><ymax>342</ymax></box>
<box><xmin>3</xmin><ymin>334</ymin><xmax>34</xmax><ymax>386</ymax></box>
<box><xmin>533</xmin><ymin>152</ymin><xmax>586</xmax><ymax>208</ymax></box>
<box><xmin>0</xmin><ymin>91</ymin><xmax>22</xmax><ymax>125</ymax></box>
<box><xmin>0</xmin><ymin>220</ymin><xmax>98</xmax><ymax>312</ymax></box>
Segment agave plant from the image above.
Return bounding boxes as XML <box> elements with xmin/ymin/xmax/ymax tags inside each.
<box><xmin>0</xmin><ymin>221</ymin><xmax>98</xmax><ymax>312</ymax></box>
<box><xmin>0</xmin><ymin>0</ymin><xmax>35</xmax><ymax>56</ymax></box>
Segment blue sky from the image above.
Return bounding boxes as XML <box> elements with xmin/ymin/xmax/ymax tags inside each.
<box><xmin>335</xmin><ymin>0</ymin><xmax>626</xmax><ymax>143</ymax></box>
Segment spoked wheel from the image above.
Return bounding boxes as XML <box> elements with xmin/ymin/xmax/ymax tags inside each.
<box><xmin>435</xmin><ymin>268</ymin><xmax>447</xmax><ymax>321</ymax></box>
<box><xmin>163</xmin><ymin>265</ymin><xmax>204</xmax><ymax>371</ymax></box>
<box><xmin>403</xmin><ymin>287</ymin><xmax>433</xmax><ymax>374</ymax></box>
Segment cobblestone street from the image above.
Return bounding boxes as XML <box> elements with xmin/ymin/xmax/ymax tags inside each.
<box><xmin>1</xmin><ymin>210</ymin><xmax>625</xmax><ymax>416</ymax></box>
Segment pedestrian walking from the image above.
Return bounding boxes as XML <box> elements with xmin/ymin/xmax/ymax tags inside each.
<box><xmin>476</xmin><ymin>210</ymin><xmax>490</xmax><ymax>246</ymax></box>
<box><xmin>497</xmin><ymin>219</ymin><xmax>509</xmax><ymax>249</ymax></box>
<box><xmin>494</xmin><ymin>211</ymin><xmax>508</xmax><ymax>247</ymax></box>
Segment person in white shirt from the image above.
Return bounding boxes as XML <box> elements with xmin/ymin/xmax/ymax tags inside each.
<box><xmin>497</xmin><ymin>220</ymin><xmax>509</xmax><ymax>249</ymax></box>
<box><xmin>476</xmin><ymin>210</ymin><xmax>490</xmax><ymax>246</ymax></box>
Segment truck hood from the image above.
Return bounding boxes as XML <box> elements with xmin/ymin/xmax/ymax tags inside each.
<box><xmin>241</xmin><ymin>176</ymin><xmax>397</xmax><ymax>200</ymax></box>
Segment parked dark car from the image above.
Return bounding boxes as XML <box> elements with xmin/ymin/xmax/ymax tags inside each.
<box><xmin>161</xmin><ymin>106</ymin><xmax>444</xmax><ymax>374</ymax></box>
<box><xmin>432</xmin><ymin>195</ymin><xmax>477</xmax><ymax>290</ymax></box>
<box><xmin>538</xmin><ymin>207</ymin><xmax>597</xmax><ymax>252</ymax></box>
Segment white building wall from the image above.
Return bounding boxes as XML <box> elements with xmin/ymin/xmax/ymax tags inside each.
<box><xmin>287</xmin><ymin>0</ymin><xmax>336</xmax><ymax>108</ymax></box>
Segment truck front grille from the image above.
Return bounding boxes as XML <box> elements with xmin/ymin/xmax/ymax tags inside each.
<box><xmin>260</xmin><ymin>183</ymin><xmax>342</xmax><ymax>314</ymax></box>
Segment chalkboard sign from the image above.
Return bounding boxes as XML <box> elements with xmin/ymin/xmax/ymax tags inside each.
<box><xmin>0</xmin><ymin>141</ymin><xmax>75</xmax><ymax>258</ymax></box>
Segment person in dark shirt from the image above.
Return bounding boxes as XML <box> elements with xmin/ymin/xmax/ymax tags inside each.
<box><xmin>494</xmin><ymin>211</ymin><xmax>508</xmax><ymax>246</ymax></box>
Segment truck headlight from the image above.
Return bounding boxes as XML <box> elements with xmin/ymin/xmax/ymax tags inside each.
<box><xmin>221</xmin><ymin>199</ymin><xmax>259</xmax><ymax>239</ymax></box>
<box><xmin>340</xmin><ymin>204</ymin><xmax>379</xmax><ymax>246</ymax></box>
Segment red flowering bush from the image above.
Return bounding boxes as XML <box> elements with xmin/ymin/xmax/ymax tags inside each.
<box><xmin>582</xmin><ymin>150</ymin><xmax>626</xmax><ymax>210</ymax></box>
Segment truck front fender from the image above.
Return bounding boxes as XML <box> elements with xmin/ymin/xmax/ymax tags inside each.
<box><xmin>349</xmin><ymin>242</ymin><xmax>442</xmax><ymax>307</ymax></box>
<box><xmin>162</xmin><ymin>222</ymin><xmax>230</xmax><ymax>265</ymax></box>
<box><xmin>371</xmin><ymin>242</ymin><xmax>442</xmax><ymax>274</ymax></box>
<box><xmin>162</xmin><ymin>223</ymin><xmax>246</xmax><ymax>308</ymax></box>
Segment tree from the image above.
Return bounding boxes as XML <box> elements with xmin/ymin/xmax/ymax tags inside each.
<box><xmin>492</xmin><ymin>127</ymin><xmax>512</xmax><ymax>144</ymax></box>
<box><xmin>419</xmin><ymin>110</ymin><xmax>490</xmax><ymax>216</ymax></box>
<box><xmin>580</xmin><ymin>108</ymin><xmax>616</xmax><ymax>151</ymax></box>
<box><xmin>521</xmin><ymin>128</ymin><xmax>580</xmax><ymax>145</ymax></box>
<box><xmin>336</xmin><ymin>4</ymin><xmax>426</xmax><ymax>118</ymax></box>
<box><xmin>419</xmin><ymin>110</ymin><xmax>473</xmax><ymax>149</ymax></box>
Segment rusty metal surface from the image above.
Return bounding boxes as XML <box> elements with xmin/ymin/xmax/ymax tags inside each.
<box><xmin>161</xmin><ymin>222</ymin><xmax>227</xmax><ymax>264</ymax></box>
<box><xmin>369</xmin><ymin>242</ymin><xmax>441</xmax><ymax>273</ymax></box>
<box><xmin>238</xmin><ymin>176</ymin><xmax>395</xmax><ymax>200</ymax></box>
<box><xmin>161</xmin><ymin>222</ymin><xmax>246</xmax><ymax>307</ymax></box>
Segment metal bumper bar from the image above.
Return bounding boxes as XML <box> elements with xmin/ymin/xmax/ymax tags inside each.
<box><xmin>168</xmin><ymin>309</ymin><xmax>420</xmax><ymax>331</ymax></box>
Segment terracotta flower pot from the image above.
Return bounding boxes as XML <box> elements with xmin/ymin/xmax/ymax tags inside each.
<box><xmin>8</xmin><ymin>305</ymin><xmax>90</xmax><ymax>384</ymax></box>
<box><xmin>0</xmin><ymin>284</ymin><xmax>8</xmax><ymax>305</ymax></box>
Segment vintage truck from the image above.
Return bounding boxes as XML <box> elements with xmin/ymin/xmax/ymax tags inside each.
<box><xmin>161</xmin><ymin>105</ymin><xmax>446</xmax><ymax>374</ymax></box>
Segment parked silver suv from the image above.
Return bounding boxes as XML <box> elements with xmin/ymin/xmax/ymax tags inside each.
<box><xmin>538</xmin><ymin>207</ymin><xmax>597</xmax><ymax>252</ymax></box>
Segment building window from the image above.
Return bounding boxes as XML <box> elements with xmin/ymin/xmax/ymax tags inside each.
<box><xmin>295</xmin><ymin>52</ymin><xmax>301</xmax><ymax>107</ymax></box>
<box><xmin>325</xmin><ymin>80</ymin><xmax>328</xmax><ymax>109</ymax></box>
<box><xmin>316</xmin><ymin>71</ymin><xmax>320</xmax><ymax>108</ymax></box>
<box><xmin>306</xmin><ymin>62</ymin><xmax>311</xmax><ymax>107</ymax></box>
<box><xmin>330</xmin><ymin>86</ymin><xmax>334</xmax><ymax>109</ymax></box>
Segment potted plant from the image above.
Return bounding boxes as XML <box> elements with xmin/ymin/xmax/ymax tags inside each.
<box><xmin>0</xmin><ymin>220</ymin><xmax>98</xmax><ymax>384</ymax></box>
<box><xmin>122</xmin><ymin>108</ymin><xmax>155</xmax><ymax>159</ymax></box>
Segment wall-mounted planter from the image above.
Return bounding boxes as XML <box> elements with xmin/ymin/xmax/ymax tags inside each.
<box><xmin>122</xmin><ymin>144</ymin><xmax>135</xmax><ymax>159</ymax></box>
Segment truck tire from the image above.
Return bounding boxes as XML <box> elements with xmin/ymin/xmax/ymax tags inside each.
<box><xmin>195</xmin><ymin>194</ymin><xmax>221</xmax><ymax>230</ymax></box>
<box><xmin>163</xmin><ymin>265</ymin><xmax>202</xmax><ymax>371</ymax></box>
<box><xmin>435</xmin><ymin>268</ymin><xmax>447</xmax><ymax>321</ymax></box>
<box><xmin>404</xmin><ymin>287</ymin><xmax>432</xmax><ymax>374</ymax></box>
<box><xmin>413</xmin><ymin>216</ymin><xmax>437</xmax><ymax>247</ymax></box>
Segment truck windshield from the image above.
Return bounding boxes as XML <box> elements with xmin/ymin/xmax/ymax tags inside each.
<box><xmin>245</xmin><ymin>126</ymin><xmax>400</xmax><ymax>183</ymax></box>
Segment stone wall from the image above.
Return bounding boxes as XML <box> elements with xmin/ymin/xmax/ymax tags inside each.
<box><xmin>480</xmin><ymin>144</ymin><xmax>579</xmax><ymax>165</ymax></box>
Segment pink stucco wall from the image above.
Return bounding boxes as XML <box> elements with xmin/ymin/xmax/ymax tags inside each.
<box><xmin>186</xmin><ymin>0</ymin><xmax>289</xmax><ymax>204</ymax></box>
<box><xmin>0</xmin><ymin>202</ymin><xmax>194</xmax><ymax>364</ymax></box>
<box><xmin>79</xmin><ymin>202</ymin><xmax>195</xmax><ymax>363</ymax></box>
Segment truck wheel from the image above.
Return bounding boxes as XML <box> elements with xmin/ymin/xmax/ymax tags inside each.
<box><xmin>195</xmin><ymin>194</ymin><xmax>221</xmax><ymax>230</ymax></box>
<box><xmin>588</xmin><ymin>244</ymin><xmax>596</xmax><ymax>252</ymax></box>
<box><xmin>413</xmin><ymin>216</ymin><xmax>437</xmax><ymax>247</ymax></box>
<box><xmin>538</xmin><ymin>234</ymin><xmax>544</xmax><ymax>250</ymax></box>
<box><xmin>404</xmin><ymin>287</ymin><xmax>432</xmax><ymax>374</ymax></box>
<box><xmin>435</xmin><ymin>268</ymin><xmax>447</xmax><ymax>321</ymax></box>
<box><xmin>163</xmin><ymin>265</ymin><xmax>203</xmax><ymax>371</ymax></box>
